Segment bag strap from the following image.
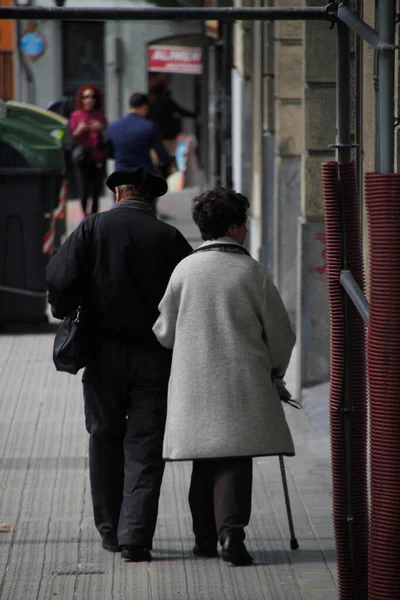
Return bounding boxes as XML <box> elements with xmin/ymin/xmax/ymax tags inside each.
<box><xmin>79</xmin><ymin>214</ymin><xmax>100</xmax><ymax>308</ymax></box>
<box><xmin>83</xmin><ymin>213</ymin><xmax>100</xmax><ymax>271</ymax></box>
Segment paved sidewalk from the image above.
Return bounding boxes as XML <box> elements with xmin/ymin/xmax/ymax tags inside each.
<box><xmin>0</xmin><ymin>189</ymin><xmax>337</xmax><ymax>600</ymax></box>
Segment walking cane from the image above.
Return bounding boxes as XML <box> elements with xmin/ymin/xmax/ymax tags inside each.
<box><xmin>279</xmin><ymin>455</ymin><xmax>299</xmax><ymax>550</ymax></box>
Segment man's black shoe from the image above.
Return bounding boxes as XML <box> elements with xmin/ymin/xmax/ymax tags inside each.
<box><xmin>101</xmin><ymin>538</ymin><xmax>122</xmax><ymax>553</ymax></box>
<box><xmin>121</xmin><ymin>545</ymin><xmax>152</xmax><ymax>562</ymax></box>
<box><xmin>221</xmin><ymin>536</ymin><xmax>253</xmax><ymax>566</ymax></box>
<box><xmin>192</xmin><ymin>543</ymin><xmax>219</xmax><ymax>558</ymax></box>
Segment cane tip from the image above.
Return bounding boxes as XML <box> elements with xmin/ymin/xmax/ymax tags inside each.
<box><xmin>290</xmin><ymin>538</ymin><xmax>299</xmax><ymax>550</ymax></box>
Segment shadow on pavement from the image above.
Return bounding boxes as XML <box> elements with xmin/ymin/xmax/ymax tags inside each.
<box><xmin>252</xmin><ymin>548</ymin><xmax>336</xmax><ymax>566</ymax></box>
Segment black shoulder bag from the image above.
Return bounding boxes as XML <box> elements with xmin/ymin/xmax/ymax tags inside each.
<box><xmin>71</xmin><ymin>144</ymin><xmax>90</xmax><ymax>164</ymax></box>
<box><xmin>52</xmin><ymin>215</ymin><xmax>100</xmax><ymax>375</ymax></box>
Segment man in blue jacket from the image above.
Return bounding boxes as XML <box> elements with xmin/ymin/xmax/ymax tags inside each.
<box><xmin>106</xmin><ymin>92</ymin><xmax>172</xmax><ymax>172</ymax></box>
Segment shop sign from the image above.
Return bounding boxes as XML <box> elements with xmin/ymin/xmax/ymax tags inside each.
<box><xmin>148</xmin><ymin>46</ymin><xmax>202</xmax><ymax>75</ymax></box>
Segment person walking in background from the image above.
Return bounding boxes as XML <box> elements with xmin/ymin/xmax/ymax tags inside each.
<box><xmin>106</xmin><ymin>93</ymin><xmax>172</xmax><ymax>173</ymax></box>
<box><xmin>148</xmin><ymin>74</ymin><xmax>196</xmax><ymax>159</ymax></box>
<box><xmin>153</xmin><ymin>187</ymin><xmax>296</xmax><ymax>566</ymax></box>
<box><xmin>46</xmin><ymin>167</ymin><xmax>192</xmax><ymax>562</ymax></box>
<box><xmin>69</xmin><ymin>84</ymin><xmax>107</xmax><ymax>216</ymax></box>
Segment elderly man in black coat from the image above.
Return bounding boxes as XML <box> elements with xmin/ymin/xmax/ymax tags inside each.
<box><xmin>46</xmin><ymin>167</ymin><xmax>192</xmax><ymax>562</ymax></box>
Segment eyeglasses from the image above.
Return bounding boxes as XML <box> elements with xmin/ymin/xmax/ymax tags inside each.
<box><xmin>83</xmin><ymin>94</ymin><xmax>95</xmax><ymax>99</ymax></box>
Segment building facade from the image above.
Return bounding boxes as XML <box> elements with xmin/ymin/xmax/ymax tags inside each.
<box><xmin>12</xmin><ymin>0</ymin><xmax>202</xmax><ymax>120</ymax></box>
<box><xmin>230</xmin><ymin>0</ymin><xmax>398</xmax><ymax>394</ymax></box>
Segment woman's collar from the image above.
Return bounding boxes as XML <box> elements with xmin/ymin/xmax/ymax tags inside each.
<box><xmin>199</xmin><ymin>236</ymin><xmax>242</xmax><ymax>248</ymax></box>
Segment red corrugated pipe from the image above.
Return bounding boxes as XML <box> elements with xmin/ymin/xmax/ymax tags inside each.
<box><xmin>365</xmin><ymin>172</ymin><xmax>400</xmax><ymax>600</ymax></box>
<box><xmin>322</xmin><ymin>161</ymin><xmax>368</xmax><ymax>599</ymax></box>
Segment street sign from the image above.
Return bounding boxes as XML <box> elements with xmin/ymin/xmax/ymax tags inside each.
<box><xmin>20</xmin><ymin>29</ymin><xmax>45</xmax><ymax>60</ymax></box>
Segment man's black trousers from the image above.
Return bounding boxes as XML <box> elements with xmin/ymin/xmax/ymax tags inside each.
<box><xmin>82</xmin><ymin>340</ymin><xmax>171</xmax><ymax>548</ymax></box>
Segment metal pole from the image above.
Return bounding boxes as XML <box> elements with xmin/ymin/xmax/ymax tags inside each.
<box><xmin>355</xmin><ymin>0</ymin><xmax>364</xmax><ymax>221</ymax></box>
<box><xmin>220</xmin><ymin>21</ymin><xmax>233</xmax><ymax>188</ymax></box>
<box><xmin>16</xmin><ymin>20</ymin><xmax>36</xmax><ymax>104</ymax></box>
<box><xmin>0</xmin><ymin>5</ymin><xmax>336</xmax><ymax>21</ymax></box>
<box><xmin>340</xmin><ymin>270</ymin><xmax>370</xmax><ymax>325</ymax></box>
<box><xmin>336</xmin><ymin>7</ymin><xmax>356</xmax><ymax>595</ymax></box>
<box><xmin>337</xmin><ymin>5</ymin><xmax>379</xmax><ymax>47</ymax></box>
<box><xmin>251</xmin><ymin>16</ymin><xmax>263</xmax><ymax>249</ymax></box>
<box><xmin>377</xmin><ymin>0</ymin><xmax>395</xmax><ymax>174</ymax></box>
<box><xmin>373</xmin><ymin>1</ymin><xmax>380</xmax><ymax>171</ymax></box>
<box><xmin>260</xmin><ymin>13</ymin><xmax>275</xmax><ymax>275</ymax></box>
<box><xmin>208</xmin><ymin>42</ymin><xmax>217</xmax><ymax>189</ymax></box>
<box><xmin>337</xmin><ymin>19</ymin><xmax>351</xmax><ymax>165</ymax></box>
<box><xmin>201</xmin><ymin>24</ymin><xmax>210</xmax><ymax>182</ymax></box>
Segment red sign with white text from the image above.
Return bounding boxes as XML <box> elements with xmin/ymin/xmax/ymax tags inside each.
<box><xmin>148</xmin><ymin>46</ymin><xmax>202</xmax><ymax>75</ymax></box>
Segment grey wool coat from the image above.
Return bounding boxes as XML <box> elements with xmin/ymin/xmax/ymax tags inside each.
<box><xmin>153</xmin><ymin>237</ymin><xmax>296</xmax><ymax>461</ymax></box>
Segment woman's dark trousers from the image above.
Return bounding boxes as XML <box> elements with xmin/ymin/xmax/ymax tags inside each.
<box><xmin>189</xmin><ymin>457</ymin><xmax>253</xmax><ymax>547</ymax></box>
<box><xmin>75</xmin><ymin>160</ymin><xmax>103</xmax><ymax>215</ymax></box>
<box><xmin>82</xmin><ymin>340</ymin><xmax>171</xmax><ymax>549</ymax></box>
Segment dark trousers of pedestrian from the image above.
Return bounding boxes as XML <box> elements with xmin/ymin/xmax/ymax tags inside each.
<box><xmin>188</xmin><ymin>457</ymin><xmax>253</xmax><ymax>547</ymax></box>
<box><xmin>82</xmin><ymin>339</ymin><xmax>171</xmax><ymax>549</ymax></box>
<box><xmin>75</xmin><ymin>160</ymin><xmax>104</xmax><ymax>215</ymax></box>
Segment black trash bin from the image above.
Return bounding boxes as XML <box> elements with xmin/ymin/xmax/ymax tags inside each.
<box><xmin>0</xmin><ymin>101</ymin><xmax>69</xmax><ymax>324</ymax></box>
<box><xmin>0</xmin><ymin>169</ymin><xmax>61</xmax><ymax>324</ymax></box>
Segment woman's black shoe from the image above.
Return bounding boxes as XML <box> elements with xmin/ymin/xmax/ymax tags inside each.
<box><xmin>192</xmin><ymin>544</ymin><xmax>219</xmax><ymax>558</ymax></box>
<box><xmin>121</xmin><ymin>545</ymin><xmax>152</xmax><ymax>562</ymax></box>
<box><xmin>221</xmin><ymin>536</ymin><xmax>253</xmax><ymax>566</ymax></box>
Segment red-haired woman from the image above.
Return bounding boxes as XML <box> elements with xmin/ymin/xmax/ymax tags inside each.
<box><xmin>69</xmin><ymin>84</ymin><xmax>108</xmax><ymax>215</ymax></box>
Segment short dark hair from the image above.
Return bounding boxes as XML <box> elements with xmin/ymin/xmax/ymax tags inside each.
<box><xmin>129</xmin><ymin>93</ymin><xmax>149</xmax><ymax>109</ymax></box>
<box><xmin>192</xmin><ymin>187</ymin><xmax>250</xmax><ymax>240</ymax></box>
<box><xmin>117</xmin><ymin>184</ymin><xmax>155</xmax><ymax>203</ymax></box>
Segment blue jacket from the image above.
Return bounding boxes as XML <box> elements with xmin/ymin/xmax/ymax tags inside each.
<box><xmin>106</xmin><ymin>113</ymin><xmax>171</xmax><ymax>171</ymax></box>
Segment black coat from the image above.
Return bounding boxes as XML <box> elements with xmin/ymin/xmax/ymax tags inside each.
<box><xmin>148</xmin><ymin>91</ymin><xmax>196</xmax><ymax>140</ymax></box>
<box><xmin>46</xmin><ymin>200</ymin><xmax>192</xmax><ymax>346</ymax></box>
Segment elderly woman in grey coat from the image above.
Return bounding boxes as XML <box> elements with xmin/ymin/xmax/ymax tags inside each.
<box><xmin>153</xmin><ymin>187</ymin><xmax>296</xmax><ymax>566</ymax></box>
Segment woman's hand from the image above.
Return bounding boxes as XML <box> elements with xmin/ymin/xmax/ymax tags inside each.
<box><xmin>90</xmin><ymin>120</ymin><xmax>104</xmax><ymax>132</ymax></box>
<box><xmin>73</xmin><ymin>121</ymin><xmax>89</xmax><ymax>136</ymax></box>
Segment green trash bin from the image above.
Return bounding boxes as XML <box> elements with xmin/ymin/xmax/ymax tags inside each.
<box><xmin>5</xmin><ymin>100</ymin><xmax>72</xmax><ymax>151</ymax></box>
<box><xmin>0</xmin><ymin>101</ymin><xmax>69</xmax><ymax>324</ymax></box>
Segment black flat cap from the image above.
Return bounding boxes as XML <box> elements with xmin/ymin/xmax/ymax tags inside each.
<box><xmin>106</xmin><ymin>166</ymin><xmax>168</xmax><ymax>197</ymax></box>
